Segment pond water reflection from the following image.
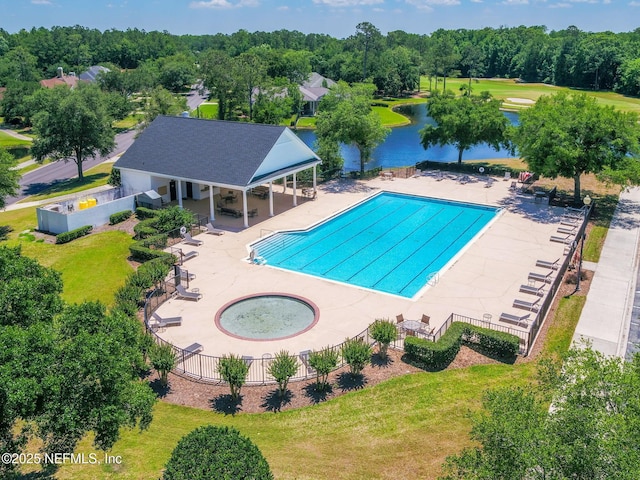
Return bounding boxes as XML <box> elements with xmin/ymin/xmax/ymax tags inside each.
<box><xmin>295</xmin><ymin>103</ymin><xmax>519</xmax><ymax>172</ymax></box>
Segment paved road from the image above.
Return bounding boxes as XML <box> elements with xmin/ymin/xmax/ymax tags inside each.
<box><xmin>5</xmin><ymin>129</ymin><xmax>137</xmax><ymax>205</ymax></box>
<box><xmin>5</xmin><ymin>85</ymin><xmax>209</xmax><ymax>206</ymax></box>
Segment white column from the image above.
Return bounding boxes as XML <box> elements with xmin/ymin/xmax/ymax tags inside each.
<box><xmin>268</xmin><ymin>182</ymin><xmax>274</xmax><ymax>217</ymax></box>
<box><xmin>292</xmin><ymin>173</ymin><xmax>297</xmax><ymax>207</ymax></box>
<box><xmin>177</xmin><ymin>181</ymin><xmax>183</xmax><ymax>208</ymax></box>
<box><xmin>313</xmin><ymin>165</ymin><xmax>317</xmax><ymax>191</ymax></box>
<box><xmin>209</xmin><ymin>185</ymin><xmax>215</xmax><ymax>221</ymax></box>
<box><xmin>242</xmin><ymin>189</ymin><xmax>249</xmax><ymax>228</ymax></box>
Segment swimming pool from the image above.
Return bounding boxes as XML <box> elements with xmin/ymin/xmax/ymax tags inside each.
<box><xmin>251</xmin><ymin>192</ymin><xmax>500</xmax><ymax>298</ymax></box>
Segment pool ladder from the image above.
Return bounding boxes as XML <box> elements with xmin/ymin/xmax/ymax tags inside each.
<box><xmin>426</xmin><ymin>272</ymin><xmax>440</xmax><ymax>286</ymax></box>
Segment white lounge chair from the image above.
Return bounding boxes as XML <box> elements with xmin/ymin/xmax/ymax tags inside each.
<box><xmin>513</xmin><ymin>297</ymin><xmax>540</xmax><ymax>312</ymax></box>
<box><xmin>550</xmin><ymin>234</ymin><xmax>573</xmax><ymax>244</ymax></box>
<box><xmin>499</xmin><ymin>312</ymin><xmax>530</xmax><ymax>326</ymax></box>
<box><xmin>528</xmin><ymin>271</ymin><xmax>553</xmax><ymax>283</ymax></box>
<box><xmin>536</xmin><ymin>258</ymin><xmax>560</xmax><ymax>270</ymax></box>
<box><xmin>557</xmin><ymin>226</ymin><xmax>576</xmax><ymax>235</ymax></box>
<box><xmin>181</xmin><ymin>232</ymin><xmax>203</xmax><ymax>246</ymax></box>
<box><xmin>175</xmin><ymin>284</ymin><xmax>202</xmax><ymax>301</ymax></box>
<box><xmin>205</xmin><ymin>222</ymin><xmax>225</xmax><ymax>235</ymax></box>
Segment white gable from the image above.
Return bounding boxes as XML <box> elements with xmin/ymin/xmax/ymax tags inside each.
<box><xmin>251</xmin><ymin>129</ymin><xmax>320</xmax><ymax>182</ymax></box>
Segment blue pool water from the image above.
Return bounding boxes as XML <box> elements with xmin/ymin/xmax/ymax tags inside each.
<box><xmin>251</xmin><ymin>193</ymin><xmax>500</xmax><ymax>298</ymax></box>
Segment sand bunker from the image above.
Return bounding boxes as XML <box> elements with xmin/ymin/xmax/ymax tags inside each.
<box><xmin>505</xmin><ymin>97</ymin><xmax>535</xmax><ymax>105</ymax></box>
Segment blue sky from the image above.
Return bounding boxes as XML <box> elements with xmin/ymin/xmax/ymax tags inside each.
<box><xmin>2</xmin><ymin>0</ymin><xmax>638</xmax><ymax>38</ymax></box>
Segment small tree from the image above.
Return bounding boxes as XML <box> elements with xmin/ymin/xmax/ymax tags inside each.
<box><xmin>150</xmin><ymin>343</ymin><xmax>176</xmax><ymax>387</ymax></box>
<box><xmin>341</xmin><ymin>337</ymin><xmax>372</xmax><ymax>375</ymax></box>
<box><xmin>218</xmin><ymin>354</ymin><xmax>249</xmax><ymax>401</ymax></box>
<box><xmin>154</xmin><ymin>206</ymin><xmax>195</xmax><ymax>235</ymax></box>
<box><xmin>369</xmin><ymin>319</ymin><xmax>397</xmax><ymax>360</ymax></box>
<box><xmin>163</xmin><ymin>425</ymin><xmax>273</xmax><ymax>480</ymax></box>
<box><xmin>308</xmin><ymin>346</ymin><xmax>339</xmax><ymax>390</ymax></box>
<box><xmin>267</xmin><ymin>350</ymin><xmax>298</xmax><ymax>398</ymax></box>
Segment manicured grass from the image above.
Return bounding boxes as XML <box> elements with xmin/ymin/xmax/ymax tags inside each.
<box><xmin>295</xmin><ymin>116</ymin><xmax>317</xmax><ymax>128</ymax></box>
<box><xmin>18</xmin><ymin>162</ymin><xmax>114</xmax><ymax>203</ymax></box>
<box><xmin>541</xmin><ymin>295</ymin><xmax>587</xmax><ymax>358</ymax></box>
<box><xmin>54</xmin><ymin>362</ymin><xmax>535</xmax><ymax>480</ymax></box>
<box><xmin>193</xmin><ymin>102</ymin><xmax>218</xmax><ymax>119</ymax></box>
<box><xmin>0</xmin><ymin>130</ymin><xmax>32</xmax><ymax>148</ymax></box>
<box><xmin>372</xmin><ymin>105</ymin><xmax>410</xmax><ymax>127</ymax></box>
<box><xmin>114</xmin><ymin>114</ymin><xmax>144</xmax><ymax>131</ymax></box>
<box><xmin>425</xmin><ymin>78</ymin><xmax>640</xmax><ymax>113</ymax></box>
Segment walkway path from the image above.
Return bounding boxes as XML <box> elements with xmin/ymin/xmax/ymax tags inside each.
<box><xmin>572</xmin><ymin>186</ymin><xmax>640</xmax><ymax>358</ymax></box>
<box><xmin>0</xmin><ymin>127</ymin><xmax>33</xmax><ymax>142</ymax></box>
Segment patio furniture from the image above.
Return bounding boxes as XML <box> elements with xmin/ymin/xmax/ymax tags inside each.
<box><xmin>513</xmin><ymin>297</ymin><xmax>540</xmax><ymax>312</ymax></box>
<box><xmin>250</xmin><ymin>186</ymin><xmax>269</xmax><ymax>199</ymax></box>
<box><xmin>181</xmin><ymin>231</ymin><xmax>203</xmax><ymax>246</ymax></box>
<box><xmin>174</xmin><ymin>284</ymin><xmax>202</xmax><ymax>301</ymax></box>
<box><xmin>536</xmin><ymin>258</ymin><xmax>560</xmax><ymax>270</ymax></box>
<box><xmin>205</xmin><ymin>223</ymin><xmax>225</xmax><ymax>235</ymax></box>
<box><xmin>151</xmin><ymin>313</ymin><xmax>182</xmax><ymax>330</ymax></box>
<box><xmin>180</xmin><ymin>249</ymin><xmax>198</xmax><ymax>262</ymax></box>
<box><xmin>216</xmin><ymin>206</ymin><xmax>242</xmax><ymax>218</ymax></box>
<box><xmin>177</xmin><ymin>266</ymin><xmax>195</xmax><ymax>281</ymax></box>
<box><xmin>520</xmin><ymin>284</ymin><xmax>545</xmax><ymax>296</ymax></box>
<box><xmin>509</xmin><ymin>181</ymin><xmax>517</xmax><ymax>191</ymax></box>
<box><xmin>557</xmin><ymin>226</ymin><xmax>576</xmax><ymax>235</ymax></box>
<box><xmin>302</xmin><ymin>188</ymin><xmax>317</xmax><ymax>200</ymax></box>
<box><xmin>248</xmin><ymin>208</ymin><xmax>258</xmax><ymax>218</ymax></box>
<box><xmin>499</xmin><ymin>312</ymin><xmax>531</xmax><ymax>327</ymax></box>
<box><xmin>561</xmin><ymin>218</ymin><xmax>579</xmax><ymax>227</ymax></box>
<box><xmin>528</xmin><ymin>271</ymin><xmax>553</xmax><ymax>283</ymax></box>
<box><xmin>504</xmin><ymin>171</ymin><xmax>511</xmax><ymax>181</ymax></box>
<box><xmin>223</xmin><ymin>191</ymin><xmax>238</xmax><ymax>204</ymax></box>
<box><xmin>183</xmin><ymin>343</ymin><xmax>204</xmax><ymax>356</ymax></box>
<box><xmin>550</xmin><ymin>234</ymin><xmax>573</xmax><ymax>244</ymax></box>
<box><xmin>242</xmin><ymin>355</ymin><xmax>254</xmax><ymax>367</ymax></box>
<box><xmin>299</xmin><ymin>350</ymin><xmax>316</xmax><ymax>375</ymax></box>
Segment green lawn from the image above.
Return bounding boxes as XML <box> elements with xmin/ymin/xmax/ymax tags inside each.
<box><xmin>192</xmin><ymin>102</ymin><xmax>219</xmax><ymax>119</ymax></box>
<box><xmin>425</xmin><ymin>78</ymin><xmax>640</xmax><ymax>113</ymax></box>
<box><xmin>372</xmin><ymin>105</ymin><xmax>411</xmax><ymax>127</ymax></box>
<box><xmin>53</xmin><ymin>361</ymin><xmax>535</xmax><ymax>480</ymax></box>
<box><xmin>0</xmin><ymin>130</ymin><xmax>32</xmax><ymax>149</ymax></box>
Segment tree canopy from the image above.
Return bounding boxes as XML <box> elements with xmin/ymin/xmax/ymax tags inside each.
<box><xmin>514</xmin><ymin>92</ymin><xmax>640</xmax><ymax>203</ymax></box>
<box><xmin>420</xmin><ymin>91</ymin><xmax>511</xmax><ymax>164</ymax></box>
<box><xmin>315</xmin><ymin>81</ymin><xmax>390</xmax><ymax>174</ymax></box>
<box><xmin>0</xmin><ymin>147</ymin><xmax>20</xmax><ymax>209</ymax></box>
<box><xmin>29</xmin><ymin>83</ymin><xmax>116</xmax><ymax>181</ymax></box>
<box><xmin>0</xmin><ymin>247</ymin><xmax>155</xmax><ymax>478</ymax></box>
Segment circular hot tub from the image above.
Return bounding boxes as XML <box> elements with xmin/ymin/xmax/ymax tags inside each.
<box><xmin>215</xmin><ymin>293</ymin><xmax>319</xmax><ymax>341</ymax></box>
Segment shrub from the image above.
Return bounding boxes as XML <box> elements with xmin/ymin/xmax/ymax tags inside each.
<box><xmin>150</xmin><ymin>343</ymin><xmax>176</xmax><ymax>387</ymax></box>
<box><xmin>405</xmin><ymin>322</ymin><xmax>519</xmax><ymax>369</ymax></box>
<box><xmin>109</xmin><ymin>209</ymin><xmax>132</xmax><ymax>225</ymax></box>
<box><xmin>341</xmin><ymin>337</ymin><xmax>372</xmax><ymax>375</ymax></box>
<box><xmin>154</xmin><ymin>206</ymin><xmax>195</xmax><ymax>236</ymax></box>
<box><xmin>135</xmin><ymin>206</ymin><xmax>157</xmax><ymax>220</ymax></box>
<box><xmin>267</xmin><ymin>350</ymin><xmax>298</xmax><ymax>398</ymax></box>
<box><xmin>139</xmin><ymin>233</ymin><xmax>168</xmax><ymax>250</ymax></box>
<box><xmin>369</xmin><ymin>319</ymin><xmax>397</xmax><ymax>360</ymax></box>
<box><xmin>108</xmin><ymin>166</ymin><xmax>121</xmax><ymax>186</ymax></box>
<box><xmin>218</xmin><ymin>354</ymin><xmax>249</xmax><ymax>401</ymax></box>
<box><xmin>129</xmin><ymin>244</ymin><xmax>175</xmax><ymax>263</ymax></box>
<box><xmin>136</xmin><ymin>257</ymin><xmax>173</xmax><ymax>286</ymax></box>
<box><xmin>163</xmin><ymin>425</ymin><xmax>273</xmax><ymax>480</ymax></box>
<box><xmin>55</xmin><ymin>225</ymin><xmax>93</xmax><ymax>244</ymax></box>
<box><xmin>308</xmin><ymin>346</ymin><xmax>339</xmax><ymax>390</ymax></box>
<box><xmin>133</xmin><ymin>217</ymin><xmax>158</xmax><ymax>239</ymax></box>
<box><xmin>113</xmin><ymin>283</ymin><xmax>145</xmax><ymax>317</ymax></box>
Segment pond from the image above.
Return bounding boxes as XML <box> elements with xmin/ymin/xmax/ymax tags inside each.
<box><xmin>295</xmin><ymin>103</ymin><xmax>519</xmax><ymax>172</ymax></box>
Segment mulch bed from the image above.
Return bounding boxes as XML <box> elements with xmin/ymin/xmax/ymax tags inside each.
<box><xmin>151</xmin><ymin>263</ymin><xmax>593</xmax><ymax>414</ymax></box>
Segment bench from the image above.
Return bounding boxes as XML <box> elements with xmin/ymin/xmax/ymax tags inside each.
<box><xmin>519</xmin><ymin>284</ymin><xmax>545</xmax><ymax>296</ymax></box>
<box><xmin>183</xmin><ymin>343</ymin><xmax>203</xmax><ymax>355</ymax></box>
<box><xmin>513</xmin><ymin>298</ymin><xmax>540</xmax><ymax>312</ymax></box>
<box><xmin>499</xmin><ymin>312</ymin><xmax>531</xmax><ymax>327</ymax></box>
<box><xmin>216</xmin><ymin>206</ymin><xmax>242</xmax><ymax>218</ymax></box>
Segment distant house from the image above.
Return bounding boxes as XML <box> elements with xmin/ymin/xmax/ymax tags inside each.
<box><xmin>114</xmin><ymin>116</ymin><xmax>322</xmax><ymax>228</ymax></box>
<box><xmin>79</xmin><ymin>65</ymin><xmax>110</xmax><ymax>83</ymax></box>
<box><xmin>299</xmin><ymin>72</ymin><xmax>336</xmax><ymax>116</ymax></box>
<box><xmin>40</xmin><ymin>67</ymin><xmax>79</xmax><ymax>89</ymax></box>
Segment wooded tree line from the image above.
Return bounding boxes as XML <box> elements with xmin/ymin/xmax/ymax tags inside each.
<box><xmin>1</xmin><ymin>23</ymin><xmax>640</xmax><ymax>97</ymax></box>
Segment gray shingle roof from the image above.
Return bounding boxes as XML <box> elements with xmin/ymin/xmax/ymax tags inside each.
<box><xmin>115</xmin><ymin>116</ymin><xmax>314</xmax><ymax>187</ymax></box>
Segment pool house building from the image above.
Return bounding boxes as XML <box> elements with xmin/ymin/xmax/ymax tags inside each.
<box><xmin>114</xmin><ymin>115</ymin><xmax>322</xmax><ymax>227</ymax></box>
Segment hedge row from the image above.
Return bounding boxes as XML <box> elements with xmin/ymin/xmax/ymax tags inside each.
<box><xmin>404</xmin><ymin>322</ymin><xmax>519</xmax><ymax>369</ymax></box>
<box><xmin>135</xmin><ymin>206</ymin><xmax>157</xmax><ymax>220</ymax></box>
<box><xmin>129</xmin><ymin>243</ymin><xmax>175</xmax><ymax>263</ymax></box>
<box><xmin>55</xmin><ymin>225</ymin><xmax>93</xmax><ymax>244</ymax></box>
<box><xmin>113</xmin><ymin>256</ymin><xmax>174</xmax><ymax>317</ymax></box>
<box><xmin>133</xmin><ymin>217</ymin><xmax>158</xmax><ymax>240</ymax></box>
<box><xmin>109</xmin><ymin>209</ymin><xmax>133</xmax><ymax>225</ymax></box>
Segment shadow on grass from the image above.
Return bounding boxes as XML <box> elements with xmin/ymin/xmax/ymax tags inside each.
<box><xmin>210</xmin><ymin>393</ymin><xmax>243</xmax><ymax>415</ymax></box>
<box><xmin>302</xmin><ymin>382</ymin><xmax>333</xmax><ymax>404</ymax></box>
<box><xmin>337</xmin><ymin>372</ymin><xmax>367</xmax><ymax>392</ymax></box>
<box><xmin>24</xmin><ymin>172</ymin><xmax>110</xmax><ymax>198</ymax></box>
<box><xmin>261</xmin><ymin>388</ymin><xmax>293</xmax><ymax>412</ymax></box>
<box><xmin>18</xmin><ymin>471</ymin><xmax>56</xmax><ymax>479</ymax></box>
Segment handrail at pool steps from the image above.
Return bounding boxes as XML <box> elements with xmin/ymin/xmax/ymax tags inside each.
<box><xmin>426</xmin><ymin>272</ymin><xmax>440</xmax><ymax>286</ymax></box>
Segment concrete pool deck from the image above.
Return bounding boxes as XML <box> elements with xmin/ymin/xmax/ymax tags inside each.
<box><xmin>155</xmin><ymin>173</ymin><xmax>573</xmax><ymax>358</ymax></box>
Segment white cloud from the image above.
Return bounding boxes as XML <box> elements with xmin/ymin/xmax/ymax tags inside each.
<box><xmin>277</xmin><ymin>5</ymin><xmax>289</xmax><ymax>9</ymax></box>
<box><xmin>630</xmin><ymin>0</ymin><xmax>640</xmax><ymax>5</ymax></box>
<box><xmin>406</xmin><ymin>0</ymin><xmax>460</xmax><ymax>8</ymax></box>
<box><xmin>31</xmin><ymin>0</ymin><xmax>52</xmax><ymax>4</ymax></box>
<box><xmin>189</xmin><ymin>0</ymin><xmax>258</xmax><ymax>9</ymax></box>
<box><xmin>501</xmin><ymin>0</ymin><xmax>528</xmax><ymax>5</ymax></box>
<box><xmin>312</xmin><ymin>0</ymin><xmax>384</xmax><ymax>6</ymax></box>
<box><xmin>470</xmin><ymin>0</ymin><xmax>483</xmax><ymax>3</ymax></box>
<box><xmin>373</xmin><ymin>6</ymin><xmax>385</xmax><ymax>10</ymax></box>
<box><xmin>549</xmin><ymin>2</ymin><xmax>572</xmax><ymax>7</ymax></box>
